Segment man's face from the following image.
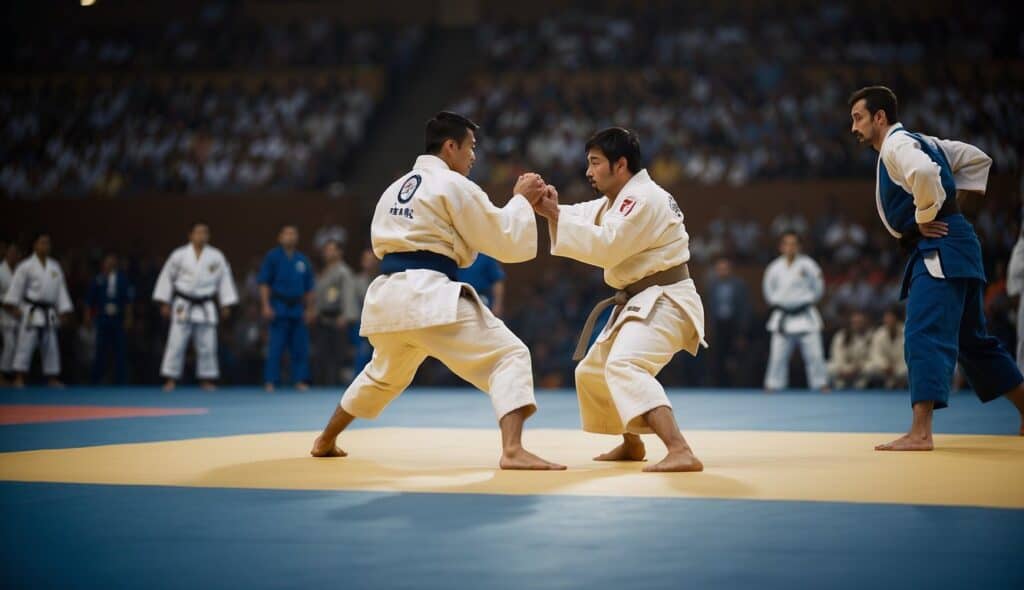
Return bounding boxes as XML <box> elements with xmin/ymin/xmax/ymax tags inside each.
<box><xmin>779</xmin><ymin>235</ymin><xmax>800</xmax><ymax>257</ymax></box>
<box><xmin>35</xmin><ymin>235</ymin><xmax>51</xmax><ymax>258</ymax></box>
<box><xmin>714</xmin><ymin>259</ymin><xmax>731</xmax><ymax>278</ymax></box>
<box><xmin>4</xmin><ymin>244</ymin><xmax>18</xmax><ymax>264</ymax></box>
<box><xmin>322</xmin><ymin>243</ymin><xmax>339</xmax><ymax>264</ymax></box>
<box><xmin>850</xmin><ymin>99</ymin><xmax>883</xmax><ymax>146</ymax></box>
<box><xmin>103</xmin><ymin>255</ymin><xmax>117</xmax><ymax>274</ymax></box>
<box><xmin>585</xmin><ymin>149</ymin><xmax>617</xmax><ymax>195</ymax></box>
<box><xmin>279</xmin><ymin>227</ymin><xmax>298</xmax><ymax>249</ymax></box>
<box><xmin>447</xmin><ymin>130</ymin><xmax>476</xmax><ymax>176</ymax></box>
<box><xmin>851</xmin><ymin>313</ymin><xmax>868</xmax><ymax>332</ymax></box>
<box><xmin>191</xmin><ymin>225</ymin><xmax>210</xmax><ymax>247</ymax></box>
<box><xmin>883</xmin><ymin>311</ymin><xmax>898</xmax><ymax>328</ymax></box>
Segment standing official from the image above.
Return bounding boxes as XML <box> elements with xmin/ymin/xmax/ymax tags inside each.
<box><xmin>85</xmin><ymin>252</ymin><xmax>135</xmax><ymax>384</ymax></box>
<box><xmin>0</xmin><ymin>243</ymin><xmax>21</xmax><ymax>385</ymax></box>
<box><xmin>259</xmin><ymin>225</ymin><xmax>315</xmax><ymax>391</ymax></box>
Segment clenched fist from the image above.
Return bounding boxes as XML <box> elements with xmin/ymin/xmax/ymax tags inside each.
<box><xmin>514</xmin><ymin>173</ymin><xmax>547</xmax><ymax>205</ymax></box>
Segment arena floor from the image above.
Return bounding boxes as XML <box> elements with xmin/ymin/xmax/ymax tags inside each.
<box><xmin>1</xmin><ymin>386</ymin><xmax>1022</xmax><ymax>589</ymax></box>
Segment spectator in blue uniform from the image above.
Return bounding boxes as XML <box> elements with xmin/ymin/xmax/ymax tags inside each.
<box><xmin>85</xmin><ymin>252</ymin><xmax>135</xmax><ymax>384</ymax></box>
<box><xmin>259</xmin><ymin>225</ymin><xmax>315</xmax><ymax>391</ymax></box>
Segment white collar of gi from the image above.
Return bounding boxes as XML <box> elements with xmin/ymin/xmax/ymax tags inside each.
<box><xmin>414</xmin><ymin>154</ymin><xmax>451</xmax><ymax>171</ymax></box>
<box><xmin>617</xmin><ymin>168</ymin><xmax>651</xmax><ymax>196</ymax></box>
<box><xmin>879</xmin><ymin>122</ymin><xmax>904</xmax><ymax>152</ymax></box>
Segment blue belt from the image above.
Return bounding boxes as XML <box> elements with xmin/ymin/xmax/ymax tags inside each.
<box><xmin>380</xmin><ymin>251</ymin><xmax>458</xmax><ymax>281</ymax></box>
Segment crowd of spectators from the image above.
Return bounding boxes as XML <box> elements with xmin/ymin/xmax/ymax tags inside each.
<box><xmin>452</xmin><ymin>3</ymin><xmax>1021</xmax><ymax>190</ymax></box>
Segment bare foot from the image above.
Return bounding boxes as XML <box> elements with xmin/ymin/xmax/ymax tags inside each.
<box><xmin>296</xmin><ymin>382</ymin><xmax>309</xmax><ymax>392</ymax></box>
<box><xmin>875</xmin><ymin>433</ymin><xmax>934</xmax><ymax>451</ymax></box>
<box><xmin>264</xmin><ymin>383</ymin><xmax>275</xmax><ymax>393</ymax></box>
<box><xmin>310</xmin><ymin>435</ymin><xmax>347</xmax><ymax>458</ymax></box>
<box><xmin>594</xmin><ymin>440</ymin><xmax>646</xmax><ymax>462</ymax></box>
<box><xmin>643</xmin><ymin>449</ymin><xmax>704</xmax><ymax>472</ymax></box>
<box><xmin>200</xmin><ymin>380</ymin><xmax>217</xmax><ymax>392</ymax></box>
<box><xmin>162</xmin><ymin>379</ymin><xmax>176</xmax><ymax>393</ymax></box>
<box><xmin>499</xmin><ymin>447</ymin><xmax>566</xmax><ymax>470</ymax></box>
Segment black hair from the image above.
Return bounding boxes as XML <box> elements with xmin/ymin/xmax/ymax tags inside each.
<box><xmin>779</xmin><ymin>230</ymin><xmax>802</xmax><ymax>244</ymax></box>
<box><xmin>848</xmin><ymin>86</ymin><xmax>899</xmax><ymax>125</ymax></box>
<box><xmin>190</xmin><ymin>222</ymin><xmax>209</xmax><ymax>233</ymax></box>
<box><xmin>31</xmin><ymin>231</ymin><xmax>50</xmax><ymax>246</ymax></box>
<box><xmin>425</xmin><ymin>111</ymin><xmax>479</xmax><ymax>155</ymax></box>
<box><xmin>584</xmin><ymin>127</ymin><xmax>643</xmax><ymax>174</ymax></box>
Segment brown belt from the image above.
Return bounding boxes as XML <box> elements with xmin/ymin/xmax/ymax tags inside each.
<box><xmin>572</xmin><ymin>263</ymin><xmax>690</xmax><ymax>361</ymax></box>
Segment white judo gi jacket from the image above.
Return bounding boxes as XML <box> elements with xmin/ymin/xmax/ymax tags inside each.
<box><xmin>3</xmin><ymin>256</ymin><xmax>73</xmax><ymax>327</ymax></box>
<box><xmin>549</xmin><ymin>169</ymin><xmax>706</xmax><ymax>352</ymax></box>
<box><xmin>763</xmin><ymin>255</ymin><xmax>824</xmax><ymax>334</ymax></box>
<box><xmin>0</xmin><ymin>261</ymin><xmax>17</xmax><ymax>330</ymax></box>
<box><xmin>153</xmin><ymin>245</ymin><xmax>238</xmax><ymax>324</ymax></box>
<box><xmin>359</xmin><ymin>154</ymin><xmax>537</xmax><ymax>335</ymax></box>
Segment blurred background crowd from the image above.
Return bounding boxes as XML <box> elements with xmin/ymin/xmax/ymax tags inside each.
<box><xmin>3</xmin><ymin>0</ymin><xmax>1021</xmax><ymax>390</ymax></box>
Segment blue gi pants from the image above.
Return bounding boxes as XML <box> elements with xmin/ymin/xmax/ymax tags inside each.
<box><xmin>92</xmin><ymin>319</ymin><xmax>126</xmax><ymax>384</ymax></box>
<box><xmin>265</xmin><ymin>317</ymin><xmax>311</xmax><ymax>385</ymax></box>
<box><xmin>905</xmin><ymin>257</ymin><xmax>1023</xmax><ymax>409</ymax></box>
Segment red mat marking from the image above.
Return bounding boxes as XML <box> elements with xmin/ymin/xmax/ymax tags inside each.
<box><xmin>0</xmin><ymin>405</ymin><xmax>208</xmax><ymax>425</ymax></box>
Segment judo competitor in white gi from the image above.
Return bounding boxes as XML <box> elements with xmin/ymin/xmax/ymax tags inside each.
<box><xmin>1007</xmin><ymin>224</ymin><xmax>1024</xmax><ymax>371</ymax></box>
<box><xmin>533</xmin><ymin>127</ymin><xmax>707</xmax><ymax>472</ymax></box>
<box><xmin>762</xmin><ymin>231</ymin><xmax>829</xmax><ymax>391</ymax></box>
<box><xmin>0</xmin><ymin>243</ymin><xmax>21</xmax><ymax>385</ymax></box>
<box><xmin>2</xmin><ymin>233</ymin><xmax>73</xmax><ymax>388</ymax></box>
<box><xmin>153</xmin><ymin>223</ymin><xmax>239</xmax><ymax>392</ymax></box>
<box><xmin>850</xmin><ymin>85</ymin><xmax>1024</xmax><ymax>448</ymax></box>
<box><xmin>311</xmin><ymin>111</ymin><xmax>565</xmax><ymax>470</ymax></box>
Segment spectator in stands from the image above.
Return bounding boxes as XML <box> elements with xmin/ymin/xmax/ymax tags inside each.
<box><xmin>829</xmin><ymin>310</ymin><xmax>873</xmax><ymax>390</ymax></box>
<box><xmin>866</xmin><ymin>305</ymin><xmax>907</xmax><ymax>389</ymax></box>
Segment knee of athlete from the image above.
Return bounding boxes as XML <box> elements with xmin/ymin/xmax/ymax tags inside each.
<box><xmin>497</xmin><ymin>340</ymin><xmax>531</xmax><ymax>370</ymax></box>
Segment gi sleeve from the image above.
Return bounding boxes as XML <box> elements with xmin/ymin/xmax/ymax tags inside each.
<box><xmin>1007</xmin><ymin>236</ymin><xmax>1024</xmax><ymax>297</ymax></box>
<box><xmin>217</xmin><ymin>255</ymin><xmax>240</xmax><ymax>307</ymax></box>
<box><xmin>805</xmin><ymin>258</ymin><xmax>824</xmax><ymax>304</ymax></box>
<box><xmin>935</xmin><ymin>137</ymin><xmax>992</xmax><ymax>193</ymax></box>
<box><xmin>257</xmin><ymin>250</ymin><xmax>275</xmax><ymax>286</ymax></box>
<box><xmin>152</xmin><ymin>252</ymin><xmax>177</xmax><ymax>303</ymax></box>
<box><xmin>56</xmin><ymin>270</ymin><xmax>73</xmax><ymax>314</ymax></box>
<box><xmin>446</xmin><ymin>179</ymin><xmax>538</xmax><ymax>263</ymax></box>
<box><xmin>3</xmin><ymin>265</ymin><xmax>26</xmax><ymax>306</ymax></box>
<box><xmin>549</xmin><ymin>196</ymin><xmax>658</xmax><ymax>268</ymax></box>
<box><xmin>885</xmin><ymin>136</ymin><xmax>947</xmax><ymax>224</ymax></box>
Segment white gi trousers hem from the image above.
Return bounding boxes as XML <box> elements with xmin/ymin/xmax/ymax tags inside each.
<box><xmin>575</xmin><ymin>297</ymin><xmax>697</xmax><ymax>435</ymax></box>
<box><xmin>160</xmin><ymin>321</ymin><xmax>219</xmax><ymax>380</ymax></box>
<box><xmin>764</xmin><ymin>331</ymin><xmax>828</xmax><ymax>390</ymax></box>
<box><xmin>340</xmin><ymin>296</ymin><xmax>536</xmax><ymax>421</ymax></box>
<box><xmin>1</xmin><ymin>325</ymin><xmax>17</xmax><ymax>372</ymax></box>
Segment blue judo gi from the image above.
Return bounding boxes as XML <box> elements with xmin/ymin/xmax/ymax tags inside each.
<box><xmin>876</xmin><ymin>125</ymin><xmax>1022</xmax><ymax>409</ymax></box>
<box><xmin>258</xmin><ymin>246</ymin><xmax>314</xmax><ymax>386</ymax></box>
<box><xmin>86</xmin><ymin>270</ymin><xmax>134</xmax><ymax>384</ymax></box>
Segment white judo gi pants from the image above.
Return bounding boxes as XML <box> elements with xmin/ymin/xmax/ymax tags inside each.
<box><xmin>13</xmin><ymin>324</ymin><xmax>60</xmax><ymax>376</ymax></box>
<box><xmin>575</xmin><ymin>298</ymin><xmax>696</xmax><ymax>435</ymax></box>
<box><xmin>1</xmin><ymin>324</ymin><xmax>17</xmax><ymax>373</ymax></box>
<box><xmin>764</xmin><ymin>331</ymin><xmax>828</xmax><ymax>390</ymax></box>
<box><xmin>340</xmin><ymin>296</ymin><xmax>536</xmax><ymax>421</ymax></box>
<box><xmin>160</xmin><ymin>320</ymin><xmax>219</xmax><ymax>380</ymax></box>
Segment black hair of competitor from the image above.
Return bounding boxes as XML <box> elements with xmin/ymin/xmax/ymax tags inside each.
<box><xmin>779</xmin><ymin>230</ymin><xmax>802</xmax><ymax>244</ymax></box>
<box><xmin>190</xmin><ymin>221</ymin><xmax>209</xmax><ymax>232</ymax></box>
<box><xmin>425</xmin><ymin>112</ymin><xmax>479</xmax><ymax>155</ymax></box>
<box><xmin>30</xmin><ymin>231</ymin><xmax>50</xmax><ymax>246</ymax></box>
<box><xmin>848</xmin><ymin>86</ymin><xmax>899</xmax><ymax>125</ymax></box>
<box><xmin>585</xmin><ymin>127</ymin><xmax>643</xmax><ymax>174</ymax></box>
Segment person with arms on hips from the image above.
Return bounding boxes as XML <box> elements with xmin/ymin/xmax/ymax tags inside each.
<box><xmin>0</xmin><ymin>242</ymin><xmax>22</xmax><ymax>385</ymax></box>
<box><xmin>310</xmin><ymin>111</ymin><xmax>564</xmax><ymax>470</ymax></box>
<box><xmin>259</xmin><ymin>225</ymin><xmax>316</xmax><ymax>392</ymax></box>
<box><xmin>849</xmin><ymin>85</ymin><xmax>1024</xmax><ymax>449</ymax></box>
<box><xmin>762</xmin><ymin>231</ymin><xmax>829</xmax><ymax>391</ymax></box>
<box><xmin>153</xmin><ymin>223</ymin><xmax>239</xmax><ymax>392</ymax></box>
<box><xmin>532</xmin><ymin>127</ymin><xmax>708</xmax><ymax>472</ymax></box>
<box><xmin>2</xmin><ymin>233</ymin><xmax>73</xmax><ymax>388</ymax></box>
<box><xmin>84</xmin><ymin>252</ymin><xmax>135</xmax><ymax>384</ymax></box>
